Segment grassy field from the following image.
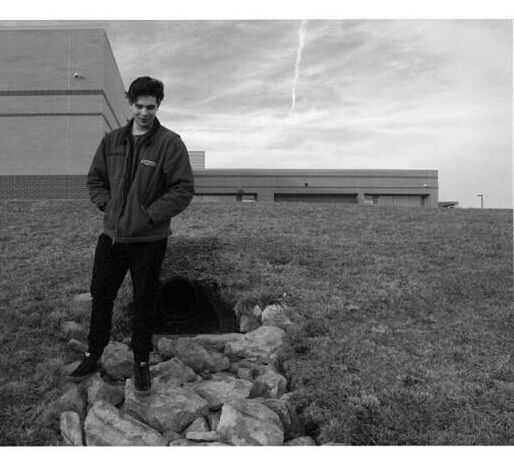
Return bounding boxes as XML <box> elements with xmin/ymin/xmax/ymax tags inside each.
<box><xmin>0</xmin><ymin>200</ymin><xmax>512</xmax><ymax>445</ymax></box>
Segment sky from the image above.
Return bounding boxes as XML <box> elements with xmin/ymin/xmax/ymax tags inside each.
<box><xmin>1</xmin><ymin>16</ymin><xmax>512</xmax><ymax>208</ymax></box>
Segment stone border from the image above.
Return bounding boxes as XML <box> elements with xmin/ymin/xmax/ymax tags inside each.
<box><xmin>53</xmin><ymin>294</ymin><xmax>324</xmax><ymax>446</ymax></box>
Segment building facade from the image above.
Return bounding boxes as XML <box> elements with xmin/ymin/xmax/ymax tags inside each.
<box><xmin>193</xmin><ymin>169</ymin><xmax>438</xmax><ymax>207</ymax></box>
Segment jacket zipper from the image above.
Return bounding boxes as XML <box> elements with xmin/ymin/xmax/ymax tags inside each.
<box><xmin>113</xmin><ymin>141</ymin><xmax>131</xmax><ymax>245</ymax></box>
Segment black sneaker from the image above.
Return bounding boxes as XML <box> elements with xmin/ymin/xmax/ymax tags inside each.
<box><xmin>133</xmin><ymin>361</ymin><xmax>151</xmax><ymax>396</ymax></box>
<box><xmin>67</xmin><ymin>352</ymin><xmax>101</xmax><ymax>382</ymax></box>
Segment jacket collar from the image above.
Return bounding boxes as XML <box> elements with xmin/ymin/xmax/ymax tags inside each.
<box><xmin>121</xmin><ymin>117</ymin><xmax>161</xmax><ymax>146</ymax></box>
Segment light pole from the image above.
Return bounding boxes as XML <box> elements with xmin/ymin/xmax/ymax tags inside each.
<box><xmin>477</xmin><ymin>194</ymin><xmax>484</xmax><ymax>209</ymax></box>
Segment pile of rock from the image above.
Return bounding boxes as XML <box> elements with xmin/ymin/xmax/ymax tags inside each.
<box><xmin>55</xmin><ymin>296</ymin><xmax>316</xmax><ymax>446</ymax></box>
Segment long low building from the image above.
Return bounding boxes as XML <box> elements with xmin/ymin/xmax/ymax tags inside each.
<box><xmin>193</xmin><ymin>168</ymin><xmax>438</xmax><ymax>207</ymax></box>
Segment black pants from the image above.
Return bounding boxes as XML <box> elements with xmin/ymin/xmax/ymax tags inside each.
<box><xmin>87</xmin><ymin>233</ymin><xmax>167</xmax><ymax>362</ymax></box>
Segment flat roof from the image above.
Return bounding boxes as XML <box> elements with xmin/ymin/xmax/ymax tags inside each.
<box><xmin>193</xmin><ymin>169</ymin><xmax>438</xmax><ymax>178</ymax></box>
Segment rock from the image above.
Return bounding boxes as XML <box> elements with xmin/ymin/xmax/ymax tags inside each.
<box><xmin>229</xmin><ymin>359</ymin><xmax>278</xmax><ymax>377</ymax></box>
<box><xmin>184</xmin><ymin>416</ymin><xmax>210</xmax><ymax>433</ymax></box>
<box><xmin>156</xmin><ymin>337</ymin><xmax>176</xmax><ymax>359</ymax></box>
<box><xmin>239</xmin><ymin>313</ymin><xmax>261</xmax><ymax>333</ymax></box>
<box><xmin>256</xmin><ymin>393</ymin><xmax>303</xmax><ymax>440</ymax></box>
<box><xmin>87</xmin><ymin>375</ymin><xmax>124</xmax><ymax>407</ymax></box>
<box><xmin>191</xmin><ymin>375</ymin><xmax>254</xmax><ymax>410</ymax></box>
<box><xmin>217</xmin><ymin>399</ymin><xmax>284</xmax><ymax>446</ymax></box>
<box><xmin>190</xmin><ymin>333</ymin><xmax>245</xmax><ymax>352</ymax></box>
<box><xmin>207</xmin><ymin>411</ymin><xmax>221</xmax><ymax>430</ymax></box>
<box><xmin>251</xmin><ymin>370</ymin><xmax>287</xmax><ymax>399</ymax></box>
<box><xmin>261</xmin><ymin>304</ymin><xmax>293</xmax><ymax>330</ymax></box>
<box><xmin>168</xmin><ymin>439</ymin><xmax>199</xmax><ymax>446</ymax></box>
<box><xmin>155</xmin><ymin>333</ymin><xmax>246</xmax><ymax>355</ymax></box>
<box><xmin>236</xmin><ymin>367</ymin><xmax>253</xmax><ymax>381</ymax></box>
<box><xmin>174</xmin><ymin>338</ymin><xmax>230</xmax><ymax>373</ymax></box>
<box><xmin>101</xmin><ymin>341</ymin><xmax>133</xmax><ymax>380</ymax></box>
<box><xmin>150</xmin><ymin>357</ymin><xmax>196</xmax><ymax>385</ymax></box>
<box><xmin>54</xmin><ymin>383</ymin><xmax>87</xmax><ymax>418</ymax></box>
<box><xmin>252</xmin><ymin>305</ymin><xmax>263</xmax><ymax>320</ymax></box>
<box><xmin>149</xmin><ymin>351</ymin><xmax>164</xmax><ymax>366</ymax></box>
<box><xmin>285</xmin><ymin>436</ymin><xmax>316</xmax><ymax>446</ymax></box>
<box><xmin>60</xmin><ymin>411</ymin><xmax>83</xmax><ymax>446</ymax></box>
<box><xmin>224</xmin><ymin>326</ymin><xmax>287</xmax><ymax>364</ymax></box>
<box><xmin>123</xmin><ymin>379</ymin><xmax>209</xmax><ymax>433</ymax></box>
<box><xmin>84</xmin><ymin>401</ymin><xmax>166</xmax><ymax>446</ymax></box>
<box><xmin>70</xmin><ymin>293</ymin><xmax>92</xmax><ymax>316</ymax></box>
<box><xmin>68</xmin><ymin>339</ymin><xmax>87</xmax><ymax>354</ymax></box>
<box><xmin>198</xmin><ymin>442</ymin><xmax>230</xmax><ymax>446</ymax></box>
<box><xmin>186</xmin><ymin>431</ymin><xmax>222</xmax><ymax>442</ymax></box>
<box><xmin>61</xmin><ymin>321</ymin><xmax>85</xmax><ymax>337</ymax></box>
<box><xmin>163</xmin><ymin>430</ymin><xmax>181</xmax><ymax>444</ymax></box>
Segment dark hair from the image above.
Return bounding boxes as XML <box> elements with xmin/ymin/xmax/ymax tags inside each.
<box><xmin>126</xmin><ymin>76</ymin><xmax>164</xmax><ymax>105</ymax></box>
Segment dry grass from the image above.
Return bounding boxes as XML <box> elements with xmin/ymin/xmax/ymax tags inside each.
<box><xmin>0</xmin><ymin>199</ymin><xmax>512</xmax><ymax>445</ymax></box>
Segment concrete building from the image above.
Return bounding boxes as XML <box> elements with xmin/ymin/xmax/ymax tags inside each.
<box><xmin>0</xmin><ymin>28</ymin><xmax>439</xmax><ymax>207</ymax></box>
<box><xmin>0</xmin><ymin>28</ymin><xmax>130</xmax><ymax>198</ymax></box>
<box><xmin>193</xmin><ymin>169</ymin><xmax>438</xmax><ymax>207</ymax></box>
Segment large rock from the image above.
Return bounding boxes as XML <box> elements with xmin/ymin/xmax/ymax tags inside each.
<box><xmin>155</xmin><ymin>333</ymin><xmax>244</xmax><ymax>356</ymax></box>
<box><xmin>229</xmin><ymin>359</ymin><xmax>279</xmax><ymax>378</ymax></box>
<box><xmin>168</xmin><ymin>439</ymin><xmax>199</xmax><ymax>446</ymax></box>
<box><xmin>190</xmin><ymin>374</ymin><xmax>254</xmax><ymax>410</ymax></box>
<box><xmin>87</xmin><ymin>374</ymin><xmax>124</xmax><ymax>407</ymax></box>
<box><xmin>236</xmin><ymin>367</ymin><xmax>253</xmax><ymax>381</ymax></box>
<box><xmin>251</xmin><ymin>370</ymin><xmax>287</xmax><ymax>399</ymax></box>
<box><xmin>256</xmin><ymin>393</ymin><xmax>303</xmax><ymax>440</ymax></box>
<box><xmin>84</xmin><ymin>401</ymin><xmax>166</xmax><ymax>446</ymax></box>
<box><xmin>261</xmin><ymin>304</ymin><xmax>293</xmax><ymax>330</ymax></box>
<box><xmin>101</xmin><ymin>342</ymin><xmax>133</xmax><ymax>380</ymax></box>
<box><xmin>60</xmin><ymin>411</ymin><xmax>83</xmax><ymax>446</ymax></box>
<box><xmin>190</xmin><ymin>333</ymin><xmax>244</xmax><ymax>352</ymax></box>
<box><xmin>184</xmin><ymin>416</ymin><xmax>210</xmax><ymax>434</ymax></box>
<box><xmin>186</xmin><ymin>431</ymin><xmax>222</xmax><ymax>442</ymax></box>
<box><xmin>155</xmin><ymin>337</ymin><xmax>176</xmax><ymax>359</ymax></box>
<box><xmin>174</xmin><ymin>338</ymin><xmax>230</xmax><ymax>373</ymax></box>
<box><xmin>217</xmin><ymin>399</ymin><xmax>284</xmax><ymax>446</ymax></box>
<box><xmin>123</xmin><ymin>379</ymin><xmax>209</xmax><ymax>433</ymax></box>
<box><xmin>198</xmin><ymin>442</ymin><xmax>231</xmax><ymax>446</ymax></box>
<box><xmin>252</xmin><ymin>305</ymin><xmax>263</xmax><ymax>320</ymax></box>
<box><xmin>224</xmin><ymin>326</ymin><xmax>287</xmax><ymax>364</ymax></box>
<box><xmin>150</xmin><ymin>357</ymin><xmax>196</xmax><ymax>385</ymax></box>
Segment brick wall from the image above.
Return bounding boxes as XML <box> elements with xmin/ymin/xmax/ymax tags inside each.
<box><xmin>0</xmin><ymin>175</ymin><xmax>89</xmax><ymax>199</ymax></box>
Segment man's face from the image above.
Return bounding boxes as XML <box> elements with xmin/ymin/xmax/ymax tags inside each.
<box><xmin>130</xmin><ymin>95</ymin><xmax>159</xmax><ymax>131</ymax></box>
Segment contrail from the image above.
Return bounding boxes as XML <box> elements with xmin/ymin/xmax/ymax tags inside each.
<box><xmin>289</xmin><ymin>20</ymin><xmax>307</xmax><ymax>117</ymax></box>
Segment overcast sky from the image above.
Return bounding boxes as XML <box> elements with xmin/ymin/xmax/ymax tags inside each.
<box><xmin>2</xmin><ymin>19</ymin><xmax>512</xmax><ymax>208</ymax></box>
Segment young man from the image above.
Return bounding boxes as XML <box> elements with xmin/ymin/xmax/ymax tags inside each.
<box><xmin>67</xmin><ymin>76</ymin><xmax>194</xmax><ymax>394</ymax></box>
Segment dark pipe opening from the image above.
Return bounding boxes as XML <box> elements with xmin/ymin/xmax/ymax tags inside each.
<box><xmin>152</xmin><ymin>276</ymin><xmax>238</xmax><ymax>335</ymax></box>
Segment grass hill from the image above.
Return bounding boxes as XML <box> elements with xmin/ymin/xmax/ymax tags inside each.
<box><xmin>0</xmin><ymin>200</ymin><xmax>512</xmax><ymax>445</ymax></box>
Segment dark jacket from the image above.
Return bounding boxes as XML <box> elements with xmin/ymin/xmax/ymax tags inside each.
<box><xmin>87</xmin><ymin>118</ymin><xmax>194</xmax><ymax>243</ymax></box>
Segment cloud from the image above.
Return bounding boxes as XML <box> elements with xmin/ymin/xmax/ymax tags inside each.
<box><xmin>0</xmin><ymin>19</ymin><xmax>510</xmax><ymax>207</ymax></box>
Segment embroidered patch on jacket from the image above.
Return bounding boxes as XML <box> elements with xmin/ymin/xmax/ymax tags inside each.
<box><xmin>141</xmin><ymin>159</ymin><xmax>157</xmax><ymax>167</ymax></box>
